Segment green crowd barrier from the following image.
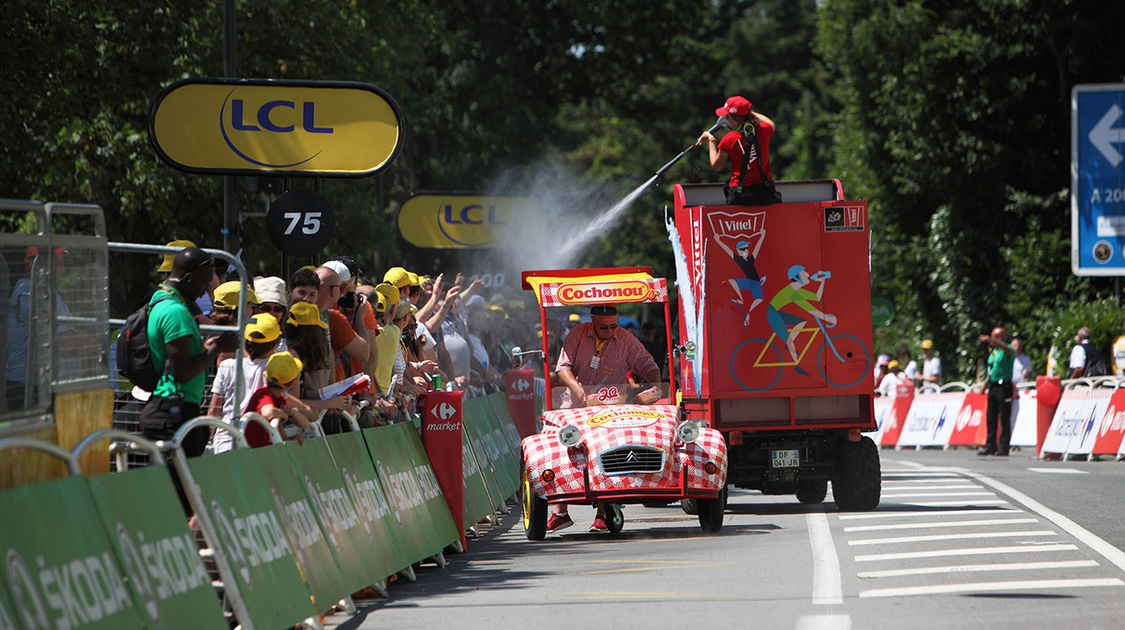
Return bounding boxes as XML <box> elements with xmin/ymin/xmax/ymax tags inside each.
<box><xmin>459</xmin><ymin>416</ymin><xmax>497</xmax><ymax>527</ymax></box>
<box><xmin>479</xmin><ymin>395</ymin><xmax>520</xmax><ymax>499</ymax></box>
<box><xmin>0</xmin><ymin>474</ymin><xmax>149</xmax><ymax>630</ymax></box>
<box><xmin>85</xmin><ymin>464</ymin><xmax>229</xmax><ymax>630</ymax></box>
<box><xmin>461</xmin><ymin>398</ymin><xmax>505</xmax><ymax>515</ymax></box>
<box><xmin>186</xmin><ymin>445</ymin><xmax>318</xmax><ymax>628</ymax></box>
<box><xmin>322</xmin><ymin>431</ymin><xmax>413</xmax><ymax>577</ymax></box>
<box><xmin>362</xmin><ymin>422</ymin><xmax>460</xmax><ymax>563</ymax></box>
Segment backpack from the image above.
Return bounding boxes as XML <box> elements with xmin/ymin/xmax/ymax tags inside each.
<box><xmin>1082</xmin><ymin>341</ymin><xmax>1108</xmax><ymax>377</ymax></box>
<box><xmin>116</xmin><ymin>295</ymin><xmax>173</xmax><ymax>391</ymax></box>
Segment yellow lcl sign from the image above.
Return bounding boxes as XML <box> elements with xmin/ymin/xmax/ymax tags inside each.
<box><xmin>397</xmin><ymin>194</ymin><xmax>543</xmax><ymax>249</ymax></box>
<box><xmin>149</xmin><ymin>78</ymin><xmax>403</xmax><ymax>176</ymax></box>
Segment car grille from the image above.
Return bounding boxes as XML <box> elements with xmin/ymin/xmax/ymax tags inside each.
<box><xmin>598</xmin><ymin>446</ymin><xmax>665</xmax><ymax>475</ymax></box>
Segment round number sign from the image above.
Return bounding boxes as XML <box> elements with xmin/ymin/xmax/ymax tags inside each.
<box><xmin>266</xmin><ymin>190</ymin><xmax>335</xmax><ymax>257</ymax></box>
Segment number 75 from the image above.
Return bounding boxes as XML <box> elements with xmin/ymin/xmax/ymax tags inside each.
<box><xmin>283</xmin><ymin>212</ymin><xmax>322</xmax><ymax>235</ymax></box>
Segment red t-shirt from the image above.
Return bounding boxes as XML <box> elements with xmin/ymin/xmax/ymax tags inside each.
<box><xmin>718</xmin><ymin>122</ymin><xmax>773</xmax><ymax>187</ymax></box>
<box><xmin>243</xmin><ymin>386</ymin><xmax>288</xmax><ymax>448</ymax></box>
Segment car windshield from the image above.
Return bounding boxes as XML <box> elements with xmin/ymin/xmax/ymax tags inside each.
<box><xmin>550</xmin><ymin>382</ymin><xmax>671</xmax><ymax>409</ymax></box>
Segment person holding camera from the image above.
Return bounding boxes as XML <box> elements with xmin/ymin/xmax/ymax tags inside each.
<box><xmin>695</xmin><ymin>95</ymin><xmax>779</xmax><ymax>206</ymax></box>
<box><xmin>978</xmin><ymin>327</ymin><xmax>1015</xmax><ymax>456</ymax></box>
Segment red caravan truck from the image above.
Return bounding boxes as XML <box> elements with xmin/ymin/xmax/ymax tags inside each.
<box><xmin>672</xmin><ymin>180</ymin><xmax>880</xmax><ymax>511</ymax></box>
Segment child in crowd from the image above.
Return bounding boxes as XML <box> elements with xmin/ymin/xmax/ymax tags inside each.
<box><xmin>244</xmin><ymin>351</ymin><xmax>315</xmax><ymax>446</ymax></box>
<box><xmin>206</xmin><ymin>312</ymin><xmax>280</xmax><ymax>453</ymax></box>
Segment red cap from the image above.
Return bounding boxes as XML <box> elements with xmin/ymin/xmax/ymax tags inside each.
<box><xmin>715</xmin><ymin>96</ymin><xmax>752</xmax><ymax>117</ymax></box>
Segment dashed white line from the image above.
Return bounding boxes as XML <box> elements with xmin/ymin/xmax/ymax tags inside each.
<box><xmin>794</xmin><ymin>614</ymin><xmax>852</xmax><ymax>630</ymax></box>
<box><xmin>855</xmin><ymin>544</ymin><xmax>1078</xmax><ymax>562</ymax></box>
<box><xmin>1026</xmin><ymin>467</ymin><xmax>1089</xmax><ymax>474</ymax></box>
<box><xmin>848</xmin><ymin>530</ymin><xmax>1057</xmax><ymax>546</ymax></box>
<box><xmin>859</xmin><ymin>577</ymin><xmax>1125</xmax><ymax>598</ymax></box>
<box><xmin>899</xmin><ymin>499</ymin><xmax>1009</xmax><ymax>507</ymax></box>
<box><xmin>806</xmin><ymin>512</ymin><xmax>843</xmax><ymax>605</ymax></box>
<box><xmin>880</xmin><ymin>491</ymin><xmax>995</xmax><ymax>498</ymax></box>
<box><xmin>837</xmin><ymin>509</ymin><xmax>1016</xmax><ymax>520</ymax></box>
<box><xmin>843</xmin><ymin>518</ymin><xmax>1038</xmax><ymax>533</ymax></box>
<box><xmin>856</xmin><ymin>560</ymin><xmax>1098</xmax><ymax>579</ymax></box>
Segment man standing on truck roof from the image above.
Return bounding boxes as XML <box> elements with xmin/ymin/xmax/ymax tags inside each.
<box><xmin>765</xmin><ymin>265</ymin><xmax>836</xmax><ymax>377</ymax></box>
<box><xmin>714</xmin><ymin>231</ymin><xmax>766</xmax><ymax>327</ymax></box>
<box><xmin>694</xmin><ymin>95</ymin><xmax>778</xmax><ymax>206</ymax></box>
<box><xmin>549</xmin><ymin>304</ymin><xmax>662</xmax><ymax>533</ymax></box>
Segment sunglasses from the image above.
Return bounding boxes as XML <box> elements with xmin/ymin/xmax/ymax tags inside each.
<box><xmin>595</xmin><ymin>324</ymin><xmax>619</xmax><ymax>331</ymax></box>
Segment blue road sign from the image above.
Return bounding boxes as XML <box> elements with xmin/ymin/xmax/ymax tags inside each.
<box><xmin>1073</xmin><ymin>84</ymin><xmax>1125</xmax><ymax>276</ymax></box>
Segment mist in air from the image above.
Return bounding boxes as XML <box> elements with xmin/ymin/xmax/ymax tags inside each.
<box><xmin>485</xmin><ymin>157</ymin><xmax>655</xmax><ymax>272</ymax></box>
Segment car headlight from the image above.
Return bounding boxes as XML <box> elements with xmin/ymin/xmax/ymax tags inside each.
<box><xmin>677</xmin><ymin>420</ymin><xmax>700</xmax><ymax>444</ymax></box>
<box><xmin>558</xmin><ymin>424</ymin><xmax>581</xmax><ymax>447</ymax></box>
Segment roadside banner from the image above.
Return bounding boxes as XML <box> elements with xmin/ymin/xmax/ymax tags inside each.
<box><xmin>462</xmin><ymin>397</ymin><xmax>506</xmax><ymax>509</ymax></box>
<box><xmin>283</xmin><ymin>437</ymin><xmax>388</xmax><ymax>599</ymax></box>
<box><xmin>187</xmin><ymin>446</ymin><xmax>318</xmax><ymax>627</ymax></box>
<box><xmin>896</xmin><ymin>391</ymin><xmax>967</xmax><ymax>447</ymax></box>
<box><xmin>502</xmin><ymin>369</ymin><xmax>539</xmax><ymax>438</ymax></box>
<box><xmin>878</xmin><ymin>384</ymin><xmax>913</xmax><ymax>447</ymax></box>
<box><xmin>866</xmin><ymin>395</ymin><xmax>893</xmax><ymax>443</ymax></box>
<box><xmin>363</xmin><ymin>422</ymin><xmax>460</xmax><ymax>563</ymax></box>
<box><xmin>1093</xmin><ymin>388</ymin><xmax>1125</xmax><ymax>455</ymax></box>
<box><xmin>481</xmin><ymin>393</ymin><xmax>521</xmax><ymax>498</ymax></box>
<box><xmin>1065</xmin><ymin>387</ymin><xmax>1113</xmax><ymax>457</ymax></box>
<box><xmin>86</xmin><ymin>465</ymin><xmax>229</xmax><ymax>629</ymax></box>
<box><xmin>946</xmin><ymin>391</ymin><xmax>987</xmax><ymax>446</ymax></box>
<box><xmin>1040</xmin><ymin>389</ymin><xmax>1101</xmax><ymax>456</ymax></box>
<box><xmin>459</xmin><ymin>416</ymin><xmax>497</xmax><ymax>529</ymax></box>
<box><xmin>1010</xmin><ymin>387</ymin><xmax>1040</xmax><ymax>447</ymax></box>
<box><xmin>0</xmin><ymin>476</ymin><xmax>148</xmax><ymax>629</ymax></box>
<box><xmin>323</xmin><ymin>430</ymin><xmax>413</xmax><ymax>576</ymax></box>
<box><xmin>419</xmin><ymin>390</ymin><xmax>466</xmax><ymax>549</ymax></box>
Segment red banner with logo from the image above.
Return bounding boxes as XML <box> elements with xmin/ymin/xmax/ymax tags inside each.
<box><xmin>420</xmin><ymin>390</ymin><xmax>465</xmax><ymax>548</ymax></box>
<box><xmin>1092</xmin><ymin>388</ymin><xmax>1125</xmax><ymax>455</ymax></box>
<box><xmin>947</xmin><ymin>391</ymin><xmax>987</xmax><ymax>446</ymax></box>
<box><xmin>502</xmin><ymin>369</ymin><xmax>538</xmax><ymax>438</ymax></box>
<box><xmin>880</xmin><ymin>384</ymin><xmax>914</xmax><ymax>447</ymax></box>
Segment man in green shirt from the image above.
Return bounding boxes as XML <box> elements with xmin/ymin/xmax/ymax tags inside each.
<box><xmin>138</xmin><ymin>247</ymin><xmax>237</xmax><ymax>458</ymax></box>
<box><xmin>977</xmin><ymin>327</ymin><xmax>1015</xmax><ymax>456</ymax></box>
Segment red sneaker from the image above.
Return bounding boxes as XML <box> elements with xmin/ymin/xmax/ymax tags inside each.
<box><xmin>546</xmin><ymin>512</ymin><xmax>573</xmax><ymax>532</ymax></box>
<box><xmin>589</xmin><ymin>516</ymin><xmax>608</xmax><ymax>532</ymax></box>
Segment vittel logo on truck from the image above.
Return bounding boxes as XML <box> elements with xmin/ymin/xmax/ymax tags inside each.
<box><xmin>557</xmin><ymin>281</ymin><xmax>656</xmax><ymax>304</ymax></box>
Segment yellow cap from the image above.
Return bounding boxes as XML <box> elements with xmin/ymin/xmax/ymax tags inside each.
<box><xmin>921</xmin><ymin>339</ymin><xmax>933</xmax><ymax>349</ymax></box>
<box><xmin>266</xmin><ymin>351</ymin><xmax>303</xmax><ymax>386</ymax></box>
<box><xmin>158</xmin><ymin>240</ymin><xmax>196</xmax><ymax>273</ymax></box>
<box><xmin>569</xmin><ymin>313</ymin><xmax>580</xmax><ymax>323</ymax></box>
<box><xmin>213</xmin><ymin>280</ymin><xmax>260</xmax><ymax>310</ymax></box>
<box><xmin>244</xmin><ymin>313</ymin><xmax>281</xmax><ymax>343</ymax></box>
<box><xmin>407</xmin><ymin>271</ymin><xmax>420</xmax><ymax>286</ymax></box>
<box><xmin>383</xmin><ymin>266</ymin><xmax>411</xmax><ymax>288</ymax></box>
<box><xmin>888</xmin><ymin>360</ymin><xmax>901</xmax><ymax>370</ymax></box>
<box><xmin>374</xmin><ymin>291</ymin><xmax>388</xmax><ymax>313</ymax></box>
<box><xmin>419</xmin><ymin>275</ymin><xmax>432</xmax><ymax>285</ymax></box>
<box><xmin>286</xmin><ymin>301</ymin><xmax>328</xmax><ymax>329</ymax></box>
<box><xmin>375</xmin><ymin>282</ymin><xmax>400</xmax><ymax>306</ymax></box>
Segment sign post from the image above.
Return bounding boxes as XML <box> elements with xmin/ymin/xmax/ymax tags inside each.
<box><xmin>1072</xmin><ymin>84</ymin><xmax>1125</xmax><ymax>276</ymax></box>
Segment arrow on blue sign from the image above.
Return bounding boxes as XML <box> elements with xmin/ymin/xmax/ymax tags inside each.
<box><xmin>1090</xmin><ymin>104</ymin><xmax>1125</xmax><ymax>167</ymax></box>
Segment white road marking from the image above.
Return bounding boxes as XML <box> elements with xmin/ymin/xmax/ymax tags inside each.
<box><xmin>880</xmin><ymin>491</ymin><xmax>995</xmax><ymax>498</ymax></box>
<box><xmin>795</xmin><ymin>614</ymin><xmax>852</xmax><ymax>630</ymax></box>
<box><xmin>898</xmin><ymin>499</ymin><xmax>1009</xmax><ymax>507</ymax></box>
<box><xmin>856</xmin><ymin>559</ymin><xmax>1098</xmax><ymax>579</ymax></box>
<box><xmin>806</xmin><ymin>512</ymin><xmax>843</xmax><ymax>605</ymax></box>
<box><xmin>855</xmin><ymin>544</ymin><xmax>1078</xmax><ymax>562</ymax></box>
<box><xmin>964</xmin><ymin>470</ymin><xmax>1125</xmax><ymax>574</ymax></box>
<box><xmin>848</xmin><ymin>530</ymin><xmax>1057</xmax><ymax>546</ymax></box>
<box><xmin>859</xmin><ymin>577</ymin><xmax>1125</xmax><ymax>598</ymax></box>
<box><xmin>844</xmin><ymin>518</ymin><xmax>1038</xmax><ymax>533</ymax></box>
<box><xmin>837</xmin><ymin>509</ymin><xmax>1017</xmax><ymax>520</ymax></box>
<box><xmin>1026</xmin><ymin>467</ymin><xmax>1089</xmax><ymax>474</ymax></box>
<box><xmin>881</xmin><ymin>478</ymin><xmax>978</xmax><ymax>484</ymax></box>
<box><xmin>878</xmin><ymin>484</ymin><xmax>982</xmax><ymax>490</ymax></box>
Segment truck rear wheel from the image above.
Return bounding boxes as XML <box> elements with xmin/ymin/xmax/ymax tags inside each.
<box><xmin>522</xmin><ymin>466</ymin><xmax>547</xmax><ymax>540</ymax></box>
<box><xmin>681</xmin><ymin>498</ymin><xmax>698</xmax><ymax>515</ymax></box>
<box><xmin>832</xmin><ymin>436</ymin><xmax>881</xmax><ymax>511</ymax></box>
<box><xmin>796</xmin><ymin>479</ymin><xmax>828</xmax><ymax>504</ymax></box>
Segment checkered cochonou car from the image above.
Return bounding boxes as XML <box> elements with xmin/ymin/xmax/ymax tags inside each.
<box><xmin>518</xmin><ymin>268</ymin><xmax>729</xmax><ymax>539</ymax></box>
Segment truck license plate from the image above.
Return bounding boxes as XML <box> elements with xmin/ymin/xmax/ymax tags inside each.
<box><xmin>771</xmin><ymin>449</ymin><xmax>799</xmax><ymax>468</ymax></box>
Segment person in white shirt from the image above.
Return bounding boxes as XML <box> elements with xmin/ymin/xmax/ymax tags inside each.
<box><xmin>1011</xmin><ymin>338</ymin><xmax>1032</xmax><ymax>383</ymax></box>
<box><xmin>920</xmin><ymin>339</ymin><xmax>941</xmax><ymax>386</ymax></box>
<box><xmin>877</xmin><ymin>360</ymin><xmax>906</xmax><ymax>396</ymax></box>
<box><xmin>897</xmin><ymin>346</ymin><xmax>918</xmax><ymax>387</ymax></box>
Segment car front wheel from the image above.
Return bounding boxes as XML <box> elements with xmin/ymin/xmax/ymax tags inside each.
<box><xmin>522</xmin><ymin>465</ymin><xmax>547</xmax><ymax>540</ymax></box>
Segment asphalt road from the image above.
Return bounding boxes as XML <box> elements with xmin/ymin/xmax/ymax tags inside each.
<box><xmin>328</xmin><ymin>447</ymin><xmax>1125</xmax><ymax>630</ymax></box>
